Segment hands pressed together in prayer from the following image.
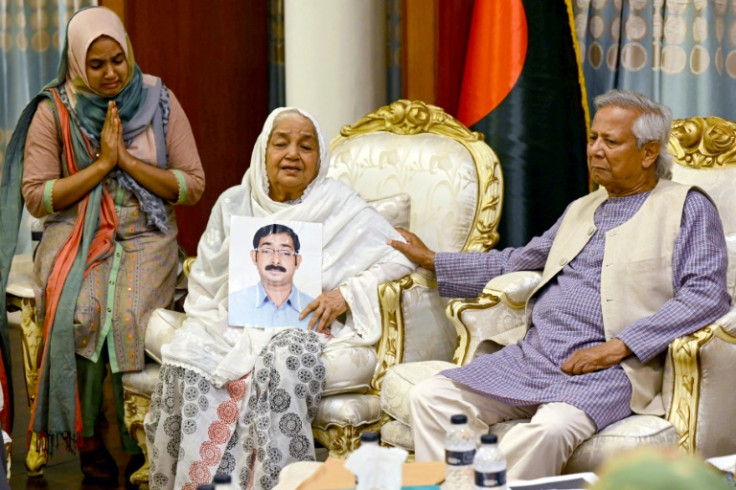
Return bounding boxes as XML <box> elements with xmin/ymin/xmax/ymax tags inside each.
<box><xmin>561</xmin><ymin>338</ymin><xmax>632</xmax><ymax>375</ymax></box>
<box><xmin>98</xmin><ymin>101</ymin><xmax>122</xmax><ymax>172</ymax></box>
<box><xmin>300</xmin><ymin>289</ymin><xmax>348</xmax><ymax>334</ymax></box>
<box><xmin>99</xmin><ymin>100</ymin><xmax>139</xmax><ymax>173</ymax></box>
<box><xmin>98</xmin><ymin>100</ymin><xmax>179</xmax><ymax>201</ymax></box>
<box><xmin>44</xmin><ymin>101</ymin><xmax>132</xmax><ymax>211</ymax></box>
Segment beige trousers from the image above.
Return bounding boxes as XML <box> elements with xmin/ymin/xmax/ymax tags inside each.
<box><xmin>409</xmin><ymin>375</ymin><xmax>597</xmax><ymax>480</ymax></box>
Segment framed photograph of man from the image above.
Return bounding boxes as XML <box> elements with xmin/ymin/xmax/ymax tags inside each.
<box><xmin>228</xmin><ymin>216</ymin><xmax>323</xmax><ymax>329</ymax></box>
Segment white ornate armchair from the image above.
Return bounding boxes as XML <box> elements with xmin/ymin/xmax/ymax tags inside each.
<box><xmin>120</xmin><ymin>100</ymin><xmax>504</xmax><ymax>486</ymax></box>
<box><xmin>379</xmin><ymin>116</ymin><xmax>736</xmax><ymax>472</ymax></box>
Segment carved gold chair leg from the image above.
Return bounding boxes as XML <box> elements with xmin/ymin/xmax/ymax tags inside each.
<box><xmin>124</xmin><ymin>391</ymin><xmax>151</xmax><ymax>488</ymax></box>
<box><xmin>312</xmin><ymin>416</ymin><xmax>387</xmax><ymax>459</ymax></box>
<box><xmin>25</xmin><ymin>433</ymin><xmax>46</xmax><ymax>477</ymax></box>
<box><xmin>4</xmin><ymin>441</ymin><xmax>10</xmax><ymax>480</ymax></box>
<box><xmin>7</xmin><ymin>294</ymin><xmax>48</xmax><ymax>475</ymax></box>
<box><xmin>15</xmin><ymin>296</ymin><xmax>43</xmax><ymax>407</ymax></box>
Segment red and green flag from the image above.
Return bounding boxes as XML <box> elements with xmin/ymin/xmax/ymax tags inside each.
<box><xmin>458</xmin><ymin>0</ymin><xmax>589</xmax><ymax>247</ymax></box>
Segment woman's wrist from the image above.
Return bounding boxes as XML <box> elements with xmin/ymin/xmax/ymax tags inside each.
<box><xmin>97</xmin><ymin>155</ymin><xmax>116</xmax><ymax>174</ymax></box>
<box><xmin>117</xmin><ymin>148</ymin><xmax>135</xmax><ymax>171</ymax></box>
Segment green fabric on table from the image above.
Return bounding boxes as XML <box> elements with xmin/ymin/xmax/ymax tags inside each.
<box><xmin>590</xmin><ymin>446</ymin><xmax>732</xmax><ymax>490</ymax></box>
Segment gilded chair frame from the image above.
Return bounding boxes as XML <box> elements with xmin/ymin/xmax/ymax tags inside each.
<box><xmin>5</xmin><ymin>256</ymin><xmax>47</xmax><ymax>476</ymax></box>
<box><xmin>665</xmin><ymin>116</ymin><xmax>736</xmax><ymax>455</ymax></box>
<box><xmin>314</xmin><ymin>100</ymin><xmax>503</xmax><ymax>455</ymax></box>
<box><xmin>447</xmin><ymin>290</ymin><xmax>504</xmax><ymax>365</ymax></box>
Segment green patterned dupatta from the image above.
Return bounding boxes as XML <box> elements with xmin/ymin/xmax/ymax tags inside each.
<box><xmin>0</xmin><ymin>5</ymin><xmax>87</xmax><ymax>438</ymax></box>
<box><xmin>0</xmin><ymin>85</ymin><xmax>112</xmax><ymax>449</ymax></box>
<box><xmin>0</xmin><ymin>85</ymin><xmax>64</xmax><ymax>433</ymax></box>
<box><xmin>30</xmin><ymin>89</ymin><xmax>117</xmax><ymax>450</ymax></box>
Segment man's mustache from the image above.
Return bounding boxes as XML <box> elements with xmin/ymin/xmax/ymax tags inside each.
<box><xmin>265</xmin><ymin>264</ymin><xmax>287</xmax><ymax>273</ymax></box>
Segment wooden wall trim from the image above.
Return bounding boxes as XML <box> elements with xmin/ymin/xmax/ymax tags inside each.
<box><xmin>402</xmin><ymin>0</ymin><xmax>437</xmax><ymax>104</ymax></box>
<box><xmin>122</xmin><ymin>1</ymin><xmax>269</xmax><ymax>254</ymax></box>
<box><xmin>99</xmin><ymin>0</ymin><xmax>125</xmax><ymax>23</ymax></box>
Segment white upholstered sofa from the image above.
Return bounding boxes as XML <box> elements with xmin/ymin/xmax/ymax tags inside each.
<box><xmin>120</xmin><ymin>100</ymin><xmax>504</xmax><ymax>486</ymax></box>
<box><xmin>378</xmin><ymin>116</ymin><xmax>736</xmax><ymax>472</ymax></box>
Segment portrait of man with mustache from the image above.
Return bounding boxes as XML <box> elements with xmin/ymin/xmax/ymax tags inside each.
<box><xmin>228</xmin><ymin>223</ymin><xmax>315</xmax><ymax>329</ymax></box>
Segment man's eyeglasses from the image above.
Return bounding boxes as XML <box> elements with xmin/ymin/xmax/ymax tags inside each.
<box><xmin>255</xmin><ymin>247</ymin><xmax>298</xmax><ymax>257</ymax></box>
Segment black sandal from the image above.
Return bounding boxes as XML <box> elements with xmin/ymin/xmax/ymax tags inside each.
<box><xmin>80</xmin><ymin>445</ymin><xmax>119</xmax><ymax>483</ymax></box>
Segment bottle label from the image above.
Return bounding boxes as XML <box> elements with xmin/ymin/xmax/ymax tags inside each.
<box><xmin>445</xmin><ymin>449</ymin><xmax>475</xmax><ymax>466</ymax></box>
<box><xmin>474</xmin><ymin>469</ymin><xmax>507</xmax><ymax>487</ymax></box>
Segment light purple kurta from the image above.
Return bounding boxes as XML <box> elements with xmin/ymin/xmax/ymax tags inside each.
<box><xmin>435</xmin><ymin>190</ymin><xmax>730</xmax><ymax>429</ymax></box>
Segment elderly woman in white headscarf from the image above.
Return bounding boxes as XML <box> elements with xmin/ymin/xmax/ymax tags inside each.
<box><xmin>0</xmin><ymin>5</ymin><xmax>204</xmax><ymax>483</ymax></box>
<box><xmin>144</xmin><ymin>108</ymin><xmax>415</xmax><ymax>490</ymax></box>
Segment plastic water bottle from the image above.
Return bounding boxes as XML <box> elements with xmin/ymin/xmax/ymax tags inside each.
<box><xmin>443</xmin><ymin>414</ymin><xmax>476</xmax><ymax>489</ymax></box>
<box><xmin>473</xmin><ymin>434</ymin><xmax>506</xmax><ymax>489</ymax></box>
<box><xmin>360</xmin><ymin>431</ymin><xmax>380</xmax><ymax>447</ymax></box>
<box><xmin>213</xmin><ymin>473</ymin><xmax>234</xmax><ymax>489</ymax></box>
<box><xmin>355</xmin><ymin>432</ymin><xmax>380</xmax><ymax>487</ymax></box>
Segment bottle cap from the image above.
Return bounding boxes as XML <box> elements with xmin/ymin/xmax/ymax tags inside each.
<box><xmin>360</xmin><ymin>432</ymin><xmax>380</xmax><ymax>443</ymax></box>
<box><xmin>450</xmin><ymin>414</ymin><xmax>468</xmax><ymax>424</ymax></box>
<box><xmin>197</xmin><ymin>485</ymin><xmax>215</xmax><ymax>490</ymax></box>
<box><xmin>480</xmin><ymin>434</ymin><xmax>498</xmax><ymax>444</ymax></box>
<box><xmin>213</xmin><ymin>473</ymin><xmax>232</xmax><ymax>483</ymax></box>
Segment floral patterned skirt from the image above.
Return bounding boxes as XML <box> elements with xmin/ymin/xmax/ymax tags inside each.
<box><xmin>144</xmin><ymin>329</ymin><xmax>326</xmax><ymax>490</ymax></box>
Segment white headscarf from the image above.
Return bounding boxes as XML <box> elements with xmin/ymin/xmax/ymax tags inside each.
<box><xmin>245</xmin><ymin>107</ymin><xmax>331</xmax><ymax>207</ymax></box>
<box><xmin>162</xmin><ymin>108</ymin><xmax>415</xmax><ymax>386</ymax></box>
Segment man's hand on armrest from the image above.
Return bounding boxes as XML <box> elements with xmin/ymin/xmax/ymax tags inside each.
<box><xmin>388</xmin><ymin>228</ymin><xmax>436</xmax><ymax>272</ymax></box>
<box><xmin>561</xmin><ymin>338</ymin><xmax>632</xmax><ymax>375</ymax></box>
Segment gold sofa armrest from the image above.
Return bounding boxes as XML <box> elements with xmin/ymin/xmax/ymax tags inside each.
<box><xmin>664</xmin><ymin>117</ymin><xmax>736</xmax><ymax>458</ymax></box>
<box><xmin>182</xmin><ymin>256</ymin><xmax>196</xmax><ymax>278</ymax></box>
<box><xmin>447</xmin><ymin>271</ymin><xmax>542</xmax><ymax>365</ymax></box>
<box><xmin>666</xmin><ymin>311</ymin><xmax>736</xmax><ymax>457</ymax></box>
<box><xmin>371</xmin><ymin>269</ymin><xmax>437</xmax><ymax>393</ymax></box>
<box><xmin>314</xmin><ymin>269</ymin><xmax>447</xmax><ymax>457</ymax></box>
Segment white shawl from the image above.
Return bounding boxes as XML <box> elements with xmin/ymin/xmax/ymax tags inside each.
<box><xmin>162</xmin><ymin>108</ymin><xmax>415</xmax><ymax>387</ymax></box>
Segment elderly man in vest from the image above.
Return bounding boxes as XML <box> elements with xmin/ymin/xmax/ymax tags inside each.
<box><xmin>389</xmin><ymin>89</ymin><xmax>731</xmax><ymax>479</ymax></box>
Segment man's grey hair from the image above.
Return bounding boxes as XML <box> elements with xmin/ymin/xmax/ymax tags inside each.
<box><xmin>593</xmin><ymin>89</ymin><xmax>673</xmax><ymax>179</ymax></box>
